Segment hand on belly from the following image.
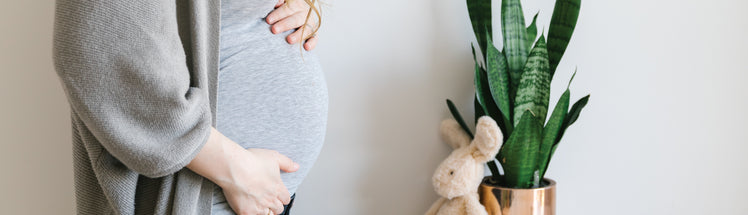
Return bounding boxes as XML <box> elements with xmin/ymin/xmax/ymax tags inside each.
<box><xmin>265</xmin><ymin>0</ymin><xmax>320</xmax><ymax>51</ymax></box>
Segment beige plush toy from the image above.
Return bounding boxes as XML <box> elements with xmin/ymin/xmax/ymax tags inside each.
<box><xmin>425</xmin><ymin>116</ymin><xmax>504</xmax><ymax>215</ymax></box>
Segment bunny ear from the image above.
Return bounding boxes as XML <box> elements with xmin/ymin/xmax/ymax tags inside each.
<box><xmin>440</xmin><ymin>118</ymin><xmax>471</xmax><ymax>149</ymax></box>
<box><xmin>471</xmin><ymin>116</ymin><xmax>504</xmax><ymax>162</ymax></box>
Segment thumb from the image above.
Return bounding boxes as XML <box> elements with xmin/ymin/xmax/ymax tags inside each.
<box><xmin>275</xmin><ymin>153</ymin><xmax>299</xmax><ymax>173</ymax></box>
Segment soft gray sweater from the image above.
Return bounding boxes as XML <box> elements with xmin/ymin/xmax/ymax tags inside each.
<box><xmin>54</xmin><ymin>0</ymin><xmax>220</xmax><ymax>214</ymax></box>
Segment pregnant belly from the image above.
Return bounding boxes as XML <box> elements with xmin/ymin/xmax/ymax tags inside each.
<box><xmin>217</xmin><ymin>17</ymin><xmax>328</xmax><ymax>148</ymax></box>
<box><xmin>215</xmin><ymin>19</ymin><xmax>328</xmax><ymax>195</ymax></box>
<box><xmin>216</xmin><ymin>55</ymin><xmax>328</xmax><ymax>150</ymax></box>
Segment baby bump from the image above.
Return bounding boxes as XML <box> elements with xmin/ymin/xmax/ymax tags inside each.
<box><xmin>215</xmin><ymin>47</ymin><xmax>328</xmax><ymax>195</ymax></box>
<box><xmin>216</xmin><ymin>52</ymin><xmax>328</xmax><ymax>153</ymax></box>
<box><xmin>216</xmin><ymin>15</ymin><xmax>328</xmax><ymax>196</ymax></box>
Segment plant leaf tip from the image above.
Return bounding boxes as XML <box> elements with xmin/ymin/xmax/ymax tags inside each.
<box><xmin>567</xmin><ymin>68</ymin><xmax>577</xmax><ymax>87</ymax></box>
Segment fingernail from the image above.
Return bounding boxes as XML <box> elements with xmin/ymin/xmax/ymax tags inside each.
<box><xmin>288</xmin><ymin>36</ymin><xmax>296</xmax><ymax>43</ymax></box>
<box><xmin>294</xmin><ymin>163</ymin><xmax>300</xmax><ymax>169</ymax></box>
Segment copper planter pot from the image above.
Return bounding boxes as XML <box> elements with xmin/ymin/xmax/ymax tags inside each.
<box><xmin>478</xmin><ymin>177</ymin><xmax>556</xmax><ymax>215</ymax></box>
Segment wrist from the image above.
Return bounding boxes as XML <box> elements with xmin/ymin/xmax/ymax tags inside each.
<box><xmin>186</xmin><ymin>127</ymin><xmax>244</xmax><ymax>188</ymax></box>
<box><xmin>212</xmin><ymin>143</ymin><xmax>252</xmax><ymax>189</ymax></box>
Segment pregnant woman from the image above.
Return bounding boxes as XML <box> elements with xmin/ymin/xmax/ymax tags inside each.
<box><xmin>52</xmin><ymin>0</ymin><xmax>326</xmax><ymax>214</ymax></box>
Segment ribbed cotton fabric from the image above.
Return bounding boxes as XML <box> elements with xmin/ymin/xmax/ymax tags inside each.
<box><xmin>211</xmin><ymin>0</ymin><xmax>329</xmax><ymax>212</ymax></box>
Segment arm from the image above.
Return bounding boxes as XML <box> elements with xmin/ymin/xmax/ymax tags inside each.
<box><xmin>186</xmin><ymin>127</ymin><xmax>299</xmax><ymax>215</ymax></box>
<box><xmin>54</xmin><ymin>0</ymin><xmax>211</xmax><ymax>178</ymax></box>
<box><xmin>54</xmin><ymin>1</ymin><xmax>298</xmax><ymax>214</ymax></box>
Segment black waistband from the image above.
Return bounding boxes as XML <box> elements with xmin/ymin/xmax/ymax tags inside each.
<box><xmin>280</xmin><ymin>193</ymin><xmax>296</xmax><ymax>215</ymax></box>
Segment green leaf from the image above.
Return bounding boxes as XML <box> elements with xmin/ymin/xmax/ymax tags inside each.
<box><xmin>501</xmin><ymin>0</ymin><xmax>530</xmax><ymax>95</ymax></box>
<box><xmin>546</xmin><ymin>93</ymin><xmax>589</xmax><ymax>173</ymax></box>
<box><xmin>565</xmin><ymin>95</ymin><xmax>588</xmax><ymax>127</ymax></box>
<box><xmin>548</xmin><ymin>0</ymin><xmax>581</xmax><ymax>76</ymax></box>
<box><xmin>487</xmin><ymin>160</ymin><xmax>501</xmax><ymax>182</ymax></box>
<box><xmin>474</xmin><ymin>95</ymin><xmax>484</xmax><ymax>123</ymax></box>
<box><xmin>485</xmin><ymin>35</ymin><xmax>513</xmax><ymax>134</ymax></box>
<box><xmin>536</xmin><ymin>87</ymin><xmax>570</xmax><ymax>180</ymax></box>
<box><xmin>476</xmin><ymin>64</ymin><xmax>511</xmax><ymax>142</ymax></box>
<box><xmin>474</xmin><ymin>62</ymin><xmax>489</xmax><ymax>115</ymax></box>
<box><xmin>446</xmin><ymin>99</ymin><xmax>474</xmax><ymax>139</ymax></box>
<box><xmin>513</xmin><ymin>36</ymin><xmax>551</xmax><ymax>127</ymax></box>
<box><xmin>498</xmin><ymin>109</ymin><xmax>542</xmax><ymax>188</ymax></box>
<box><xmin>466</xmin><ymin>0</ymin><xmax>492</xmax><ymax>57</ymax></box>
<box><xmin>555</xmin><ymin>94</ymin><xmax>590</xmax><ymax>144</ymax></box>
<box><xmin>547</xmin><ymin>143</ymin><xmax>560</xmax><ymax>171</ymax></box>
<box><xmin>471</xmin><ymin>44</ymin><xmax>478</xmax><ymax>63</ymax></box>
<box><xmin>526</xmin><ymin>12</ymin><xmax>539</xmax><ymax>50</ymax></box>
<box><xmin>537</xmin><ymin>70</ymin><xmax>577</xmax><ymax>178</ymax></box>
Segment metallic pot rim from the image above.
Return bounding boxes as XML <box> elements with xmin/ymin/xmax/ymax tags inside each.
<box><xmin>480</xmin><ymin>176</ymin><xmax>557</xmax><ymax>191</ymax></box>
<box><xmin>479</xmin><ymin>176</ymin><xmax>557</xmax><ymax>215</ymax></box>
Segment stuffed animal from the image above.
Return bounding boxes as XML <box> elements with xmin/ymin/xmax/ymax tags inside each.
<box><xmin>425</xmin><ymin>116</ymin><xmax>504</xmax><ymax>215</ymax></box>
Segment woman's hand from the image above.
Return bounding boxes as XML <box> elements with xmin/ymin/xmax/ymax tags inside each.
<box><xmin>266</xmin><ymin>0</ymin><xmax>319</xmax><ymax>51</ymax></box>
<box><xmin>220</xmin><ymin>148</ymin><xmax>299</xmax><ymax>215</ymax></box>
<box><xmin>187</xmin><ymin>128</ymin><xmax>299</xmax><ymax>215</ymax></box>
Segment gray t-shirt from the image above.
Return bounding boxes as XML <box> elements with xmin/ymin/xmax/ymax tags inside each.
<box><xmin>213</xmin><ymin>0</ymin><xmax>328</xmax><ymax>208</ymax></box>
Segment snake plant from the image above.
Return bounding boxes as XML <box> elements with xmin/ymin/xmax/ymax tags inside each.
<box><xmin>445</xmin><ymin>0</ymin><xmax>590</xmax><ymax>188</ymax></box>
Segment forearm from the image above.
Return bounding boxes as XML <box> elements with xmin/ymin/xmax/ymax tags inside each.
<box><xmin>186</xmin><ymin>127</ymin><xmax>245</xmax><ymax>188</ymax></box>
<box><xmin>186</xmin><ymin>127</ymin><xmax>298</xmax><ymax>214</ymax></box>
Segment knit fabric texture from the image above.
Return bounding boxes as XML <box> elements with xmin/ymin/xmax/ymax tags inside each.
<box><xmin>53</xmin><ymin>0</ymin><xmax>220</xmax><ymax>214</ymax></box>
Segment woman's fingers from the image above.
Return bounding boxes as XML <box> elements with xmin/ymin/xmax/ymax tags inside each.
<box><xmin>266</xmin><ymin>4</ymin><xmax>294</xmax><ymax>25</ymax></box>
<box><xmin>277</xmin><ymin>186</ymin><xmax>291</xmax><ymax>205</ymax></box>
<box><xmin>219</xmin><ymin>148</ymin><xmax>297</xmax><ymax>215</ymax></box>
<box><xmin>266</xmin><ymin>0</ymin><xmax>320</xmax><ymax>50</ymax></box>
<box><xmin>266</xmin><ymin>0</ymin><xmax>309</xmax><ymax>26</ymax></box>
<box><xmin>269</xmin><ymin>198</ymin><xmax>284</xmax><ymax>215</ymax></box>
<box><xmin>304</xmin><ymin>35</ymin><xmax>318</xmax><ymax>51</ymax></box>
<box><xmin>286</xmin><ymin>23</ymin><xmax>315</xmax><ymax>44</ymax></box>
<box><xmin>275</xmin><ymin>152</ymin><xmax>299</xmax><ymax>173</ymax></box>
<box><xmin>272</xmin><ymin>12</ymin><xmax>309</xmax><ymax>35</ymax></box>
<box><xmin>287</xmin><ymin>26</ymin><xmax>318</xmax><ymax>51</ymax></box>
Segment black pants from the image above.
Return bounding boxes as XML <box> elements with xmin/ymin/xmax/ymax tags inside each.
<box><xmin>279</xmin><ymin>193</ymin><xmax>296</xmax><ymax>215</ymax></box>
<box><xmin>212</xmin><ymin>192</ymin><xmax>296</xmax><ymax>215</ymax></box>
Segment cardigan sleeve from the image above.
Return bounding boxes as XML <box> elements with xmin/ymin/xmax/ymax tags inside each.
<box><xmin>53</xmin><ymin>0</ymin><xmax>212</xmax><ymax>178</ymax></box>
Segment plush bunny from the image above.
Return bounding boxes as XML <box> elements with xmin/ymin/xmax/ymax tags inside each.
<box><xmin>425</xmin><ymin>116</ymin><xmax>504</xmax><ymax>215</ymax></box>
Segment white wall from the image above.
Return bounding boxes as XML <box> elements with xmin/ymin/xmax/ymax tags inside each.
<box><xmin>300</xmin><ymin>0</ymin><xmax>748</xmax><ymax>214</ymax></box>
<box><xmin>2</xmin><ymin>0</ymin><xmax>747</xmax><ymax>214</ymax></box>
<box><xmin>0</xmin><ymin>1</ymin><xmax>74</xmax><ymax>214</ymax></box>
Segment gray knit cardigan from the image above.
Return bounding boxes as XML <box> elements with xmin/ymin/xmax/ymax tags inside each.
<box><xmin>53</xmin><ymin>1</ymin><xmax>220</xmax><ymax>214</ymax></box>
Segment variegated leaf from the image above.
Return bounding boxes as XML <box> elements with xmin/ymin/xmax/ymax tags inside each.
<box><xmin>548</xmin><ymin>0</ymin><xmax>581</xmax><ymax>76</ymax></box>
<box><xmin>501</xmin><ymin>0</ymin><xmax>529</xmax><ymax>94</ymax></box>
<box><xmin>513</xmin><ymin>36</ymin><xmax>551</xmax><ymax>126</ymax></box>
<box><xmin>467</xmin><ymin>0</ymin><xmax>492</xmax><ymax>57</ymax></box>
<box><xmin>526</xmin><ymin>12</ymin><xmax>539</xmax><ymax>50</ymax></box>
